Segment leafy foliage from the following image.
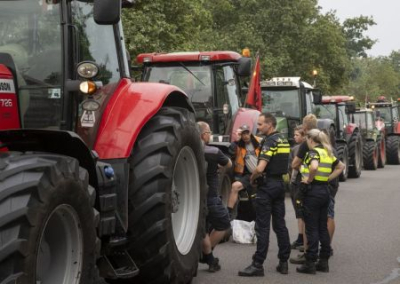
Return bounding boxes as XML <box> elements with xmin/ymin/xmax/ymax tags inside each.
<box><xmin>121</xmin><ymin>0</ymin><xmax>399</xmax><ymax>101</ymax></box>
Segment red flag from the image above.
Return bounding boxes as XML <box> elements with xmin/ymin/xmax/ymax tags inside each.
<box><xmin>245</xmin><ymin>55</ymin><xmax>262</xmax><ymax>111</ymax></box>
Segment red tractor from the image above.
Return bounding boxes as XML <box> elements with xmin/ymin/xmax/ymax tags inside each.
<box><xmin>367</xmin><ymin>97</ymin><xmax>400</xmax><ymax>164</ymax></box>
<box><xmin>314</xmin><ymin>96</ymin><xmax>363</xmax><ymax>181</ymax></box>
<box><xmin>136</xmin><ymin>51</ymin><xmax>261</xmax><ymax>218</ymax></box>
<box><xmin>0</xmin><ymin>1</ymin><xmax>206</xmax><ymax>283</ymax></box>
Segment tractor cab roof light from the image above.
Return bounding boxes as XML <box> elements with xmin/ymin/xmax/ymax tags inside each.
<box><xmin>143</xmin><ymin>57</ymin><xmax>152</xmax><ymax>63</ymax></box>
<box><xmin>200</xmin><ymin>55</ymin><xmax>211</xmax><ymax>61</ymax></box>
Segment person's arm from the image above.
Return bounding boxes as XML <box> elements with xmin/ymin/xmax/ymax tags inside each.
<box><xmin>292</xmin><ymin>141</ymin><xmax>308</xmax><ymax>170</ymax></box>
<box><xmin>250</xmin><ymin>138</ymin><xmax>275</xmax><ymax>183</ymax></box>
<box><xmin>217</xmin><ymin>149</ymin><xmax>232</xmax><ymax>169</ymax></box>
<box><xmin>329</xmin><ymin>160</ymin><xmax>345</xmax><ymax>181</ymax></box>
<box><xmin>250</xmin><ymin>160</ymin><xmax>267</xmax><ymax>183</ymax></box>
<box><xmin>303</xmin><ymin>159</ymin><xmax>318</xmax><ymax>184</ymax></box>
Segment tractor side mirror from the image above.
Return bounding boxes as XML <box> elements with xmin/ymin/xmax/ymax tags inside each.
<box><xmin>312</xmin><ymin>89</ymin><xmax>322</xmax><ymax>104</ymax></box>
<box><xmin>237</xmin><ymin>57</ymin><xmax>251</xmax><ymax>77</ymax></box>
<box><xmin>94</xmin><ymin>0</ymin><xmax>121</xmax><ymax>25</ymax></box>
<box><xmin>345</xmin><ymin>102</ymin><xmax>356</xmax><ymax>114</ymax></box>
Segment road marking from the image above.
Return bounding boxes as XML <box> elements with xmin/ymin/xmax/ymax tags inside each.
<box><xmin>371</xmin><ymin>257</ymin><xmax>400</xmax><ymax>284</ymax></box>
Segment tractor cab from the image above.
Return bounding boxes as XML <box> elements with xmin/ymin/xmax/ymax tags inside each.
<box><xmin>0</xmin><ymin>0</ymin><xmax>130</xmax><ymax>138</ymax></box>
<box><xmin>137</xmin><ymin>51</ymin><xmax>257</xmax><ymax>144</ymax></box>
<box><xmin>261</xmin><ymin>77</ymin><xmax>321</xmax><ymax>143</ymax></box>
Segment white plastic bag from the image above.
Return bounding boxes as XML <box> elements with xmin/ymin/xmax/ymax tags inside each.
<box><xmin>231</xmin><ymin>219</ymin><xmax>257</xmax><ymax>244</ymax></box>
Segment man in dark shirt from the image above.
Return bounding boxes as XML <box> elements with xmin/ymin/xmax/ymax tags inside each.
<box><xmin>198</xmin><ymin>121</ymin><xmax>232</xmax><ymax>272</ymax></box>
<box><xmin>239</xmin><ymin>113</ymin><xmax>291</xmax><ymax>277</ymax></box>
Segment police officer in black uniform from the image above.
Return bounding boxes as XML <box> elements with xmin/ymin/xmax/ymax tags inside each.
<box><xmin>238</xmin><ymin>113</ymin><xmax>291</xmax><ymax>277</ymax></box>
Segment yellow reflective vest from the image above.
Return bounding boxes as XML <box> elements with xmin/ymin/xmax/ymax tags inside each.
<box><xmin>300</xmin><ymin>146</ymin><xmax>336</xmax><ymax>182</ymax></box>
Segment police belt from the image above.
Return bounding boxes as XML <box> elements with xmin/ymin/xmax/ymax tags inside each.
<box><xmin>262</xmin><ymin>174</ymin><xmax>283</xmax><ymax>181</ymax></box>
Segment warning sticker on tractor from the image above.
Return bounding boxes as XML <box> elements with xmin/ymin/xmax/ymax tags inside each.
<box><xmin>81</xmin><ymin>110</ymin><xmax>96</xmax><ymax>127</ymax></box>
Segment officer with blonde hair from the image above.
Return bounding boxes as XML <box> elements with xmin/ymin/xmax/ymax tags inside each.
<box><xmin>295</xmin><ymin>129</ymin><xmax>344</xmax><ymax>274</ymax></box>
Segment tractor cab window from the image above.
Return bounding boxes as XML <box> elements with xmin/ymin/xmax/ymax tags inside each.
<box><xmin>305</xmin><ymin>91</ymin><xmax>314</xmax><ymax>114</ymax></box>
<box><xmin>0</xmin><ymin>0</ymin><xmax>63</xmax><ymax>128</ymax></box>
<box><xmin>391</xmin><ymin>107</ymin><xmax>399</xmax><ymax>123</ymax></box>
<box><xmin>338</xmin><ymin>105</ymin><xmax>348</xmax><ymax>128</ymax></box>
<box><xmin>262</xmin><ymin>89</ymin><xmax>301</xmax><ymax>118</ymax></box>
<box><xmin>314</xmin><ymin>104</ymin><xmax>335</xmax><ymax>120</ymax></box>
<box><xmin>144</xmin><ymin>64</ymin><xmax>213</xmax><ymax>124</ymax></box>
<box><xmin>375</xmin><ymin>107</ymin><xmax>392</xmax><ymax>126</ymax></box>
<box><xmin>366</xmin><ymin>113</ymin><xmax>374</xmax><ymax>130</ymax></box>
<box><xmin>71</xmin><ymin>0</ymin><xmax>120</xmax><ymax>85</ymax></box>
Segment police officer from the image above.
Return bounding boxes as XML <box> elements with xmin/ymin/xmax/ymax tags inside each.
<box><xmin>296</xmin><ymin>129</ymin><xmax>344</xmax><ymax>274</ymax></box>
<box><xmin>238</xmin><ymin>113</ymin><xmax>291</xmax><ymax>277</ymax></box>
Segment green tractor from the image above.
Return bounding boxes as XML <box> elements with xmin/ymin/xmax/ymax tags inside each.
<box><xmin>260</xmin><ymin>77</ymin><xmax>332</xmax><ymax>144</ymax></box>
<box><xmin>313</xmin><ymin>96</ymin><xmax>363</xmax><ymax>181</ymax></box>
<box><xmin>367</xmin><ymin>97</ymin><xmax>400</xmax><ymax>164</ymax></box>
<box><xmin>351</xmin><ymin>108</ymin><xmax>386</xmax><ymax>170</ymax></box>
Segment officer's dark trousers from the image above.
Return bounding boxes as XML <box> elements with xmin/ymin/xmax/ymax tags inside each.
<box><xmin>303</xmin><ymin>183</ymin><xmax>331</xmax><ymax>262</ymax></box>
<box><xmin>253</xmin><ymin>179</ymin><xmax>291</xmax><ymax>264</ymax></box>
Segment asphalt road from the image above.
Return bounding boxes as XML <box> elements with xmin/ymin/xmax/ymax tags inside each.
<box><xmin>98</xmin><ymin>165</ymin><xmax>400</xmax><ymax>284</ymax></box>
<box><xmin>193</xmin><ymin>165</ymin><xmax>400</xmax><ymax>284</ymax></box>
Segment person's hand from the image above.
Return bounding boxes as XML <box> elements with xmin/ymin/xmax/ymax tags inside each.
<box><xmin>235</xmin><ymin>129</ymin><xmax>242</xmax><ymax>141</ymax></box>
<box><xmin>301</xmin><ymin>177</ymin><xmax>311</xmax><ymax>184</ymax></box>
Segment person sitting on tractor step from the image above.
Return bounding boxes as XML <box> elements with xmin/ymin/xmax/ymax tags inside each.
<box><xmin>227</xmin><ymin>124</ymin><xmax>261</xmax><ymax>219</ymax></box>
<box><xmin>238</xmin><ymin>113</ymin><xmax>291</xmax><ymax>277</ymax></box>
<box><xmin>198</xmin><ymin>121</ymin><xmax>232</xmax><ymax>272</ymax></box>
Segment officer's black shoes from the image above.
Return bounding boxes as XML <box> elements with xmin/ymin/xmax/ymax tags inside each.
<box><xmin>316</xmin><ymin>259</ymin><xmax>329</xmax><ymax>272</ymax></box>
<box><xmin>276</xmin><ymin>261</ymin><xmax>289</xmax><ymax>274</ymax></box>
<box><xmin>291</xmin><ymin>240</ymin><xmax>304</xmax><ymax>250</ymax></box>
<box><xmin>238</xmin><ymin>262</ymin><xmax>264</xmax><ymax>277</ymax></box>
<box><xmin>296</xmin><ymin>260</ymin><xmax>316</xmax><ymax>275</ymax></box>
<box><xmin>207</xmin><ymin>258</ymin><xmax>221</xmax><ymax>273</ymax></box>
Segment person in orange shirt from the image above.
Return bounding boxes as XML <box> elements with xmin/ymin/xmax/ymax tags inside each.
<box><xmin>227</xmin><ymin>124</ymin><xmax>261</xmax><ymax>219</ymax></box>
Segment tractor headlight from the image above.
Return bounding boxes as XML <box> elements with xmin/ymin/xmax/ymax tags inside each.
<box><xmin>77</xmin><ymin>61</ymin><xmax>99</xmax><ymax>79</ymax></box>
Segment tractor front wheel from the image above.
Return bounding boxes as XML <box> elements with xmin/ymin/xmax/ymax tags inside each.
<box><xmin>377</xmin><ymin>137</ymin><xmax>386</xmax><ymax>168</ymax></box>
<box><xmin>363</xmin><ymin>141</ymin><xmax>378</xmax><ymax>170</ymax></box>
<box><xmin>336</xmin><ymin>143</ymin><xmax>349</xmax><ymax>181</ymax></box>
<box><xmin>126</xmin><ymin>107</ymin><xmax>206</xmax><ymax>284</ymax></box>
<box><xmin>386</xmin><ymin>135</ymin><xmax>400</xmax><ymax>165</ymax></box>
<box><xmin>348</xmin><ymin>132</ymin><xmax>362</xmax><ymax>178</ymax></box>
<box><xmin>0</xmin><ymin>153</ymin><xmax>98</xmax><ymax>284</ymax></box>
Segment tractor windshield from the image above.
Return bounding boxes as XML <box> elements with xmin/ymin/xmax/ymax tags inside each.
<box><xmin>314</xmin><ymin>104</ymin><xmax>336</xmax><ymax>120</ymax></box>
<box><xmin>0</xmin><ymin>0</ymin><xmax>62</xmax><ymax>128</ymax></box>
<box><xmin>262</xmin><ymin>89</ymin><xmax>301</xmax><ymax>118</ymax></box>
<box><xmin>354</xmin><ymin>112</ymin><xmax>374</xmax><ymax>131</ymax></box>
<box><xmin>145</xmin><ymin>65</ymin><xmax>213</xmax><ymax>121</ymax></box>
<box><xmin>375</xmin><ymin>107</ymin><xmax>392</xmax><ymax>125</ymax></box>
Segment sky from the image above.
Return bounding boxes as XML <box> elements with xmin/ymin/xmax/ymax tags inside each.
<box><xmin>318</xmin><ymin>0</ymin><xmax>400</xmax><ymax>57</ymax></box>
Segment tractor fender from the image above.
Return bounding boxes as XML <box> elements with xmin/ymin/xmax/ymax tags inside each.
<box><xmin>94</xmin><ymin>80</ymin><xmax>193</xmax><ymax>159</ymax></box>
<box><xmin>231</xmin><ymin>108</ymin><xmax>261</xmax><ymax>141</ymax></box>
<box><xmin>0</xmin><ymin>129</ymin><xmax>98</xmax><ymax>186</ymax></box>
<box><xmin>395</xmin><ymin>122</ymin><xmax>400</xmax><ymax>134</ymax></box>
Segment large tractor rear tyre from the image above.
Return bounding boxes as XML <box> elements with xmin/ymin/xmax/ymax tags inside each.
<box><xmin>348</xmin><ymin>132</ymin><xmax>362</xmax><ymax>178</ymax></box>
<box><xmin>126</xmin><ymin>107</ymin><xmax>206</xmax><ymax>284</ymax></box>
<box><xmin>0</xmin><ymin>153</ymin><xmax>98</xmax><ymax>284</ymax></box>
<box><xmin>363</xmin><ymin>141</ymin><xmax>378</xmax><ymax>170</ymax></box>
<box><xmin>336</xmin><ymin>143</ymin><xmax>349</xmax><ymax>182</ymax></box>
<box><xmin>377</xmin><ymin>137</ymin><xmax>386</xmax><ymax>168</ymax></box>
<box><xmin>386</xmin><ymin>135</ymin><xmax>400</xmax><ymax>165</ymax></box>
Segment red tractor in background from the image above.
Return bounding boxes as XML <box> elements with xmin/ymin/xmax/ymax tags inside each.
<box><xmin>314</xmin><ymin>96</ymin><xmax>363</xmax><ymax>181</ymax></box>
<box><xmin>0</xmin><ymin>1</ymin><xmax>206</xmax><ymax>283</ymax></box>
<box><xmin>367</xmin><ymin>96</ymin><xmax>400</xmax><ymax>164</ymax></box>
<box><xmin>136</xmin><ymin>51</ymin><xmax>261</xmax><ymax>220</ymax></box>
